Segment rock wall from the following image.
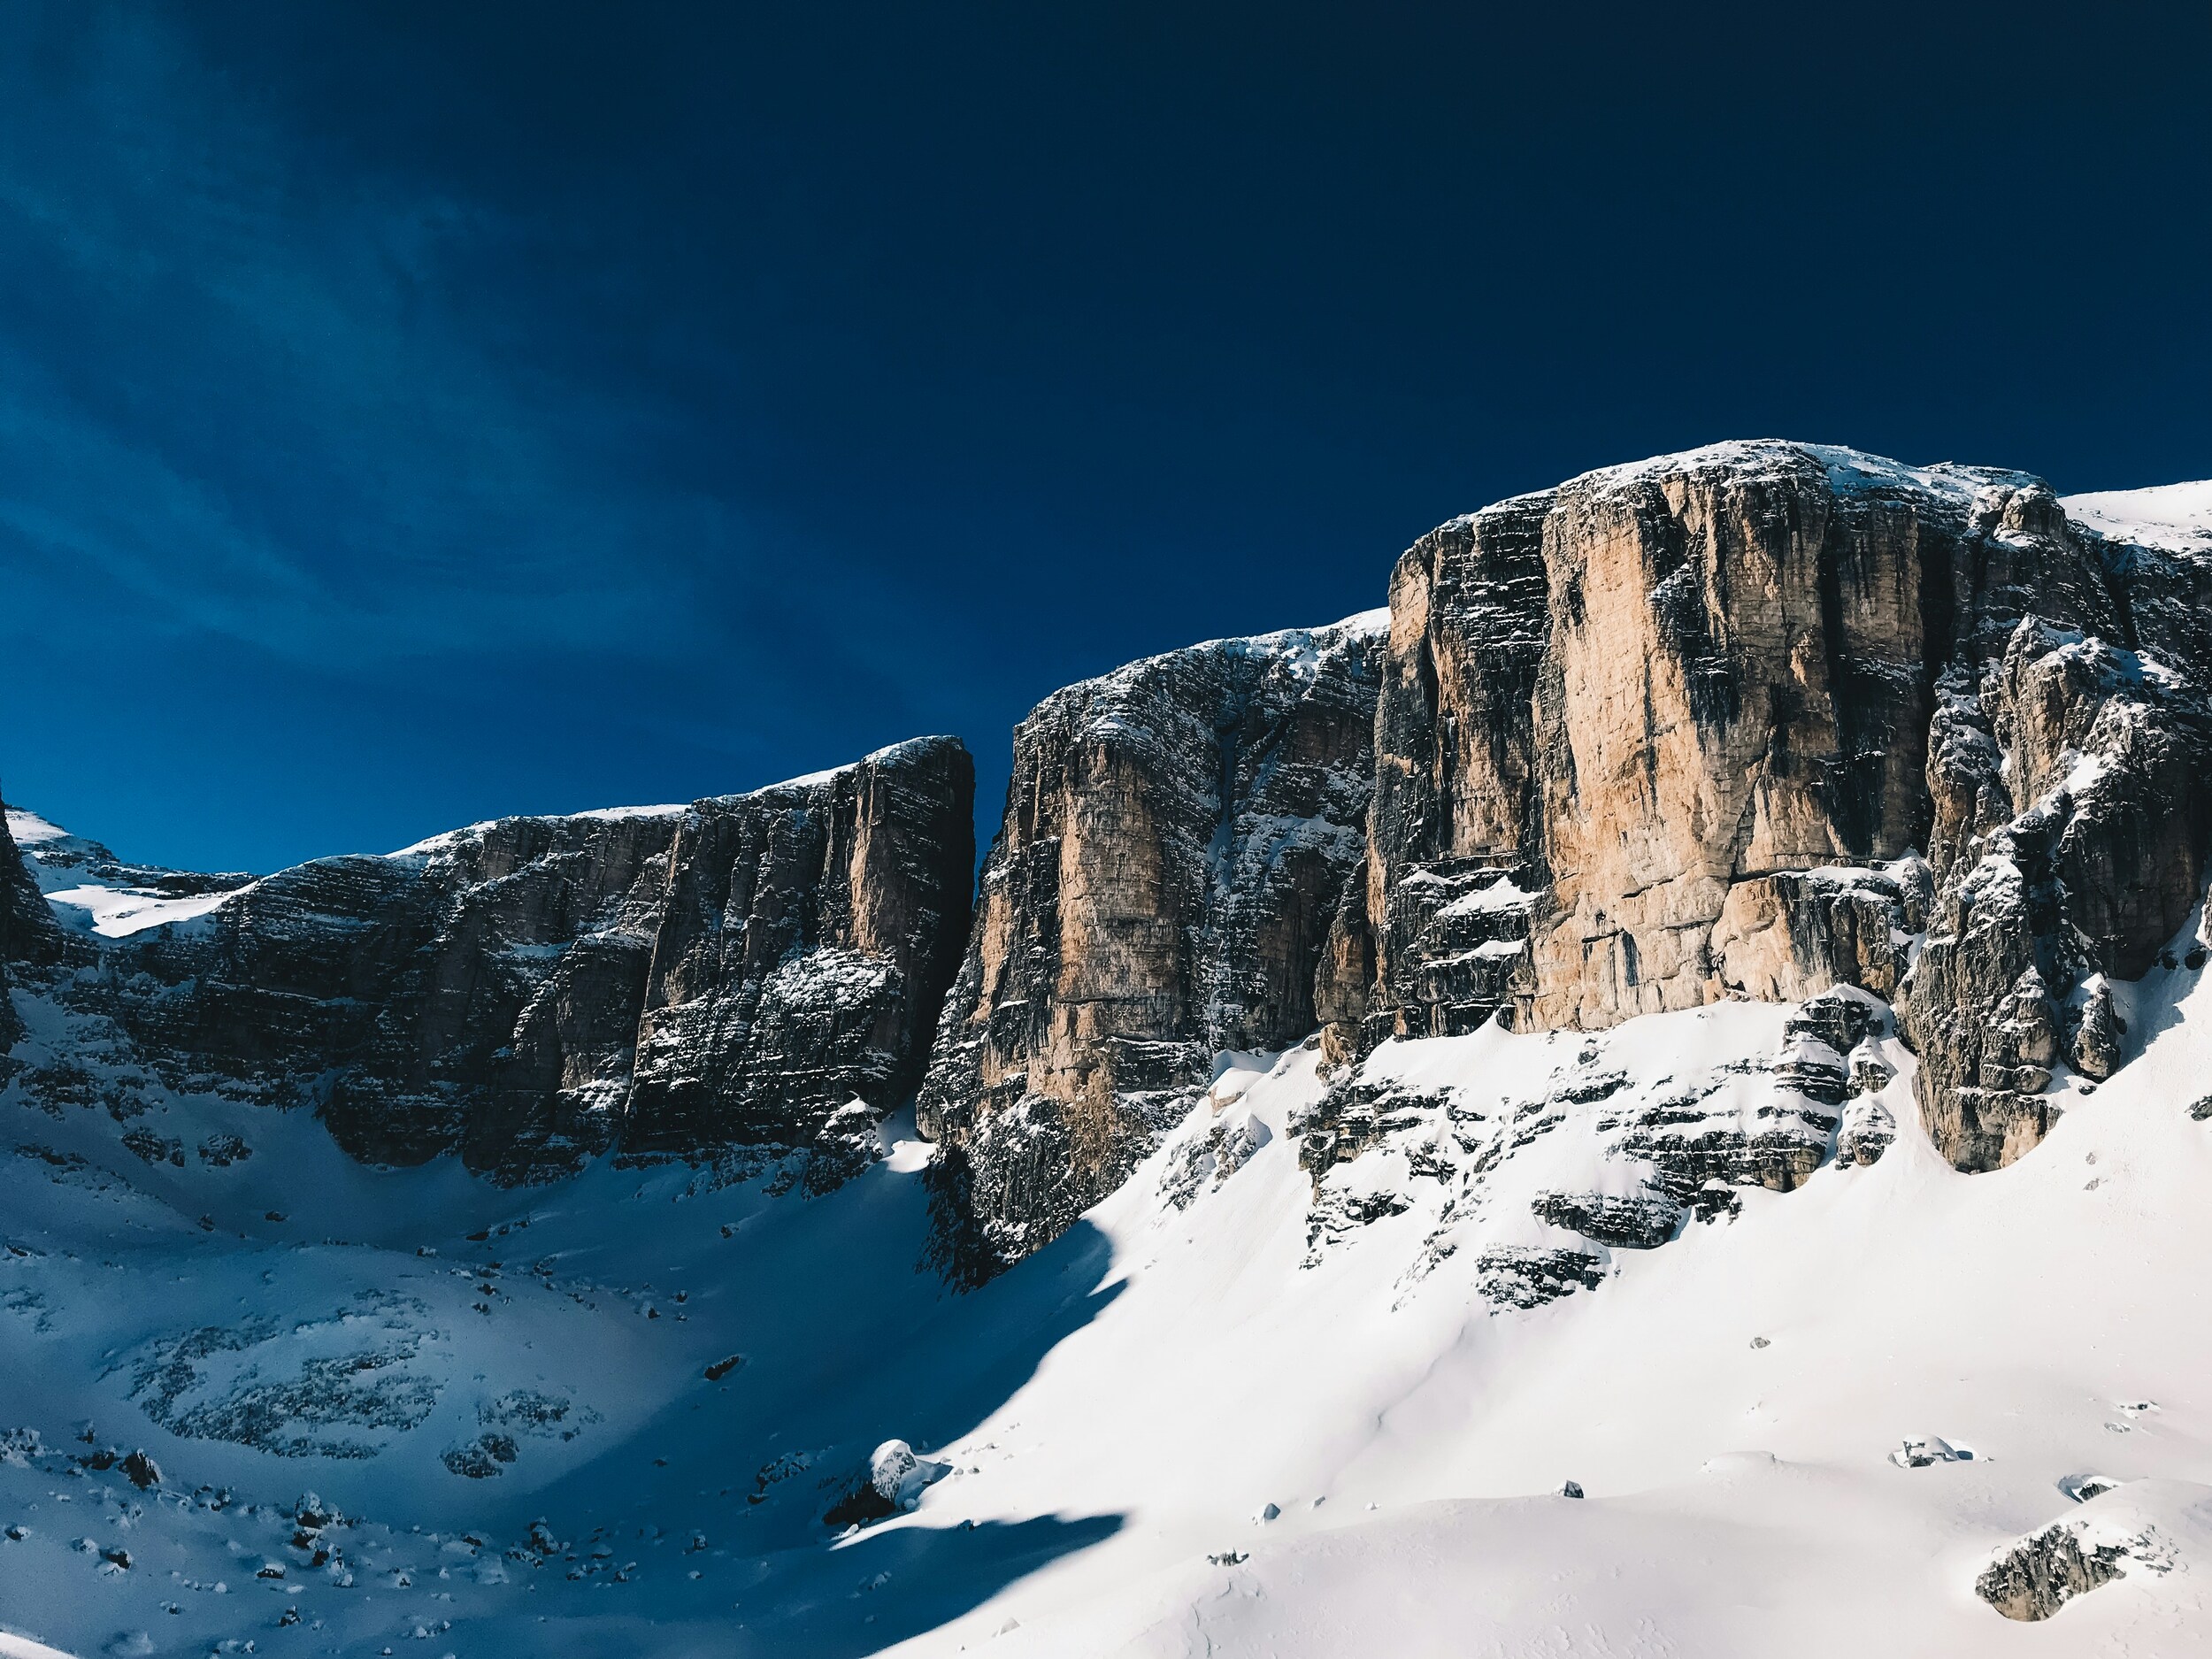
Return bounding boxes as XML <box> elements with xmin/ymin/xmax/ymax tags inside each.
<box><xmin>1</xmin><ymin>804</ymin><xmax>82</xmax><ymax>1056</ymax></box>
<box><xmin>90</xmin><ymin>738</ymin><xmax>973</xmax><ymax>1182</ymax></box>
<box><xmin>918</xmin><ymin>617</ymin><xmax>1384</xmax><ymax>1279</ymax></box>
<box><xmin>1904</xmin><ymin>522</ymin><xmax>2212</xmax><ymax>1168</ymax></box>
<box><xmin>624</xmin><ymin>739</ymin><xmax>976</xmax><ymax>1167</ymax></box>
<box><xmin>2</xmin><ymin>805</ymin><xmax>71</xmax><ymax>976</ymax></box>
<box><xmin>1363</xmin><ymin>442</ymin><xmax>2212</xmax><ymax>1174</ymax></box>
<box><xmin>1523</xmin><ymin>446</ymin><xmax>1957</xmax><ymax>1029</ymax></box>
<box><xmin>12</xmin><ymin>441</ymin><xmax>2202</xmax><ymax>1236</ymax></box>
<box><xmin>1362</xmin><ymin>494</ymin><xmax>1552</xmax><ymax>1046</ymax></box>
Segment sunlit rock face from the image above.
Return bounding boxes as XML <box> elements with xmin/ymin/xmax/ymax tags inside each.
<box><xmin>1358</xmin><ymin>442</ymin><xmax>2212</xmax><ymax>1173</ymax></box>
<box><xmin>917</xmin><ymin>617</ymin><xmax>1383</xmax><ymax>1280</ymax></box>
<box><xmin>25</xmin><ymin>739</ymin><xmax>974</xmax><ymax>1185</ymax></box>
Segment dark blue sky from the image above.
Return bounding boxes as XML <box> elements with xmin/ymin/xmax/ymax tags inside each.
<box><xmin>2</xmin><ymin>2</ymin><xmax>2206</xmax><ymax>873</ymax></box>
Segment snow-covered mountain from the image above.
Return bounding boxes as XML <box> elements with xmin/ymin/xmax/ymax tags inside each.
<box><xmin>4</xmin><ymin>445</ymin><xmax>2211</xmax><ymax>1658</ymax></box>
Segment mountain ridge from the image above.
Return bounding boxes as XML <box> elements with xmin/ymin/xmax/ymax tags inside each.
<box><xmin>5</xmin><ymin>442</ymin><xmax>2212</xmax><ymax>1656</ymax></box>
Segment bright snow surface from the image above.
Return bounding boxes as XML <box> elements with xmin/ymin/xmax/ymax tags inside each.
<box><xmin>7</xmin><ymin>921</ymin><xmax>2212</xmax><ymax>1653</ymax></box>
<box><xmin>2062</xmin><ymin>480</ymin><xmax>2212</xmax><ymax>557</ymax></box>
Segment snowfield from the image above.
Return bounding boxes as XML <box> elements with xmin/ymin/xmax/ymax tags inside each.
<box><xmin>6</xmin><ymin>875</ymin><xmax>2212</xmax><ymax>1653</ymax></box>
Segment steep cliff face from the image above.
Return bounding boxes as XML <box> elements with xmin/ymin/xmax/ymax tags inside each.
<box><xmin>1364</xmin><ymin>443</ymin><xmax>2212</xmax><ymax>1175</ymax></box>
<box><xmin>2</xmin><ymin>805</ymin><xmax>85</xmax><ymax>1056</ymax></box>
<box><xmin>918</xmin><ymin>617</ymin><xmax>1384</xmax><ymax>1279</ymax></box>
<box><xmin>28</xmin><ymin>739</ymin><xmax>973</xmax><ymax>1183</ymax></box>
<box><xmin>116</xmin><ymin>809</ymin><xmax>680</xmax><ymax>1176</ymax></box>
<box><xmin>1363</xmin><ymin>495</ymin><xmax>1552</xmax><ymax>1045</ymax></box>
<box><xmin>2</xmin><ymin>807</ymin><xmax>73</xmax><ymax>975</ymax></box>
<box><xmin>1523</xmin><ymin>446</ymin><xmax>1969</xmax><ymax>1031</ymax></box>
<box><xmin>3</xmin><ymin>815</ymin><xmax>40</xmax><ymax>1049</ymax></box>
<box><xmin>624</xmin><ymin>738</ymin><xmax>975</xmax><ymax>1169</ymax></box>
<box><xmin>1904</xmin><ymin>498</ymin><xmax>2212</xmax><ymax>1169</ymax></box>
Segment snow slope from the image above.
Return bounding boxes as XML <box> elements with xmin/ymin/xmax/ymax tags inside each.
<box><xmin>4</xmin><ymin>810</ymin><xmax>254</xmax><ymax>937</ymax></box>
<box><xmin>7</xmin><ymin>898</ymin><xmax>2212</xmax><ymax>1654</ymax></box>
<box><xmin>2062</xmin><ymin>480</ymin><xmax>2212</xmax><ymax>557</ymax></box>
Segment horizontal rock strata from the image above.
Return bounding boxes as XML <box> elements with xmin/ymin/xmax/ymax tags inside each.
<box><xmin>23</xmin><ymin>740</ymin><xmax>973</xmax><ymax>1183</ymax></box>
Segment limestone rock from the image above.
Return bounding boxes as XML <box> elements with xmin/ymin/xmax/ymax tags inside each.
<box><xmin>1523</xmin><ymin>449</ymin><xmax>2019</xmax><ymax>1029</ymax></box>
<box><xmin>823</xmin><ymin>1438</ymin><xmax>951</xmax><ymax>1529</ymax></box>
<box><xmin>1974</xmin><ymin>1502</ymin><xmax>2176</xmax><ymax>1623</ymax></box>
<box><xmin>1529</xmin><ymin>1189</ymin><xmax>1681</xmax><ymax>1250</ymax></box>
<box><xmin>2070</xmin><ymin>978</ymin><xmax>2125</xmax><ymax>1081</ymax></box>
<box><xmin>625</xmin><ymin>739</ymin><xmax>976</xmax><ymax>1168</ymax></box>
<box><xmin>33</xmin><ymin>740</ymin><xmax>973</xmax><ymax>1183</ymax></box>
<box><xmin>1473</xmin><ymin>1244</ymin><xmax>1603</xmax><ymax>1310</ymax></box>
<box><xmin>1</xmin><ymin>803</ymin><xmax>79</xmax><ymax>1056</ymax></box>
<box><xmin>1359</xmin><ymin>442</ymin><xmax>2212</xmax><ymax>1174</ymax></box>
<box><xmin>1310</xmin><ymin>890</ymin><xmax>1375</xmax><ymax>1067</ymax></box>
<box><xmin>1364</xmin><ymin>496</ymin><xmax>1551</xmax><ymax>1041</ymax></box>
<box><xmin>1904</xmin><ymin>618</ymin><xmax>2208</xmax><ymax>1168</ymax></box>
<box><xmin>1709</xmin><ymin>863</ymin><xmax>1925</xmax><ymax>1002</ymax></box>
<box><xmin>1835</xmin><ymin>1095</ymin><xmax>1896</xmax><ymax>1167</ymax></box>
<box><xmin>919</xmin><ymin>617</ymin><xmax>1383</xmax><ymax>1280</ymax></box>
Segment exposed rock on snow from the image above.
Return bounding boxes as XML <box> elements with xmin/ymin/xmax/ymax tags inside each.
<box><xmin>1</xmin><ymin>805</ymin><xmax>77</xmax><ymax>1056</ymax></box>
<box><xmin>919</xmin><ymin>617</ymin><xmax>1382</xmax><ymax>1280</ymax></box>
<box><xmin>1975</xmin><ymin>1494</ymin><xmax>2178</xmax><ymax>1621</ymax></box>
<box><xmin>1282</xmin><ymin>991</ymin><xmax>1916</xmax><ymax>1309</ymax></box>
<box><xmin>824</xmin><ymin>1439</ymin><xmax>950</xmax><ymax>1526</ymax></box>
<box><xmin>1906</xmin><ymin>615</ymin><xmax>2210</xmax><ymax>1171</ymax></box>
<box><xmin>118</xmin><ymin>1448</ymin><xmax>160</xmax><ymax>1490</ymax></box>
<box><xmin>1529</xmin><ymin>1188</ymin><xmax>1681</xmax><ymax>1250</ymax></box>
<box><xmin>625</xmin><ymin>740</ymin><xmax>975</xmax><ymax>1168</ymax></box>
<box><xmin>1890</xmin><ymin>1434</ymin><xmax>1972</xmax><ymax>1468</ymax></box>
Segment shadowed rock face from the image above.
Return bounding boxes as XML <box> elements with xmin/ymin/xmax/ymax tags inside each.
<box><xmin>1361</xmin><ymin>442</ymin><xmax>2212</xmax><ymax>1173</ymax></box>
<box><xmin>624</xmin><ymin>741</ymin><xmax>976</xmax><ymax>1165</ymax></box>
<box><xmin>2</xmin><ymin>813</ymin><xmax>45</xmax><ymax>1049</ymax></box>
<box><xmin>918</xmin><ymin>617</ymin><xmax>1383</xmax><ymax>1280</ymax></box>
<box><xmin>2</xmin><ymin>807</ymin><xmax>72</xmax><ymax>972</ymax></box>
<box><xmin>52</xmin><ymin>739</ymin><xmax>974</xmax><ymax>1183</ymax></box>
<box><xmin>1363</xmin><ymin>495</ymin><xmax>1552</xmax><ymax>1046</ymax></box>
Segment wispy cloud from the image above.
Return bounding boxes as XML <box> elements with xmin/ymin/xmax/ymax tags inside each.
<box><xmin>0</xmin><ymin>5</ymin><xmax>730</xmax><ymax>667</ymax></box>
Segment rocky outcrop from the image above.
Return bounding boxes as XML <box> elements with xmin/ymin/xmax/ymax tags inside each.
<box><xmin>17</xmin><ymin>443</ymin><xmax>2206</xmax><ymax>1226</ymax></box>
<box><xmin>1360</xmin><ymin>443</ymin><xmax>2212</xmax><ymax>1175</ymax></box>
<box><xmin>1708</xmin><ymin>862</ymin><xmax>1928</xmax><ymax>1003</ymax></box>
<box><xmin>2</xmin><ymin>807</ymin><xmax>73</xmax><ymax>973</ymax></box>
<box><xmin>1</xmin><ymin>804</ymin><xmax>80</xmax><ymax>1056</ymax></box>
<box><xmin>918</xmin><ymin>617</ymin><xmax>1384</xmax><ymax>1280</ymax></box>
<box><xmin>1363</xmin><ymin>497</ymin><xmax>1552</xmax><ymax>1044</ymax></box>
<box><xmin>1363</xmin><ymin>447</ymin><xmax>1975</xmax><ymax>1043</ymax></box>
<box><xmin>1975</xmin><ymin>1501</ymin><xmax>2178</xmax><ymax>1622</ymax></box>
<box><xmin>1904</xmin><ymin>562</ymin><xmax>2211</xmax><ymax>1169</ymax></box>
<box><xmin>624</xmin><ymin>740</ymin><xmax>975</xmax><ymax>1168</ymax></box>
<box><xmin>1</xmin><ymin>817</ymin><xmax>35</xmax><ymax>1050</ymax></box>
<box><xmin>45</xmin><ymin>739</ymin><xmax>972</xmax><ymax>1182</ymax></box>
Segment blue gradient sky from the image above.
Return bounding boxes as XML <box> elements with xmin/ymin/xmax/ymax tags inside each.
<box><xmin>2</xmin><ymin>2</ymin><xmax>2207</xmax><ymax>873</ymax></box>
